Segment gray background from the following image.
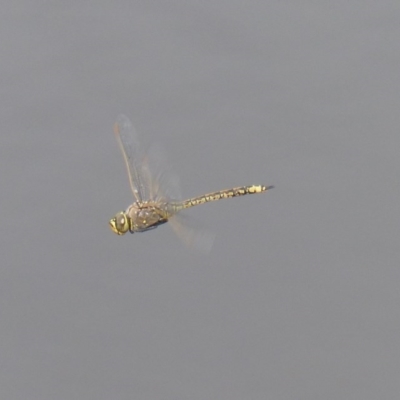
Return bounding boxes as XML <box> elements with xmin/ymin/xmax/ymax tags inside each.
<box><xmin>1</xmin><ymin>1</ymin><xmax>399</xmax><ymax>399</ymax></box>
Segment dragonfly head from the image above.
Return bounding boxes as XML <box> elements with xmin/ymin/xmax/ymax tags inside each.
<box><xmin>109</xmin><ymin>211</ymin><xmax>130</xmax><ymax>235</ymax></box>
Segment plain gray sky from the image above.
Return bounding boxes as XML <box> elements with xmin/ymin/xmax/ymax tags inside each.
<box><xmin>1</xmin><ymin>1</ymin><xmax>400</xmax><ymax>399</ymax></box>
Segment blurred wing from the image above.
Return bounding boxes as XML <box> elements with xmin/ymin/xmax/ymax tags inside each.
<box><xmin>141</xmin><ymin>142</ymin><xmax>181</xmax><ymax>202</ymax></box>
<box><xmin>168</xmin><ymin>212</ymin><xmax>215</xmax><ymax>254</ymax></box>
<box><xmin>114</xmin><ymin>114</ymin><xmax>148</xmax><ymax>203</ymax></box>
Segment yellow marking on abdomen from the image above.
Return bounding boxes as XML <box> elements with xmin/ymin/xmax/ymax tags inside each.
<box><xmin>171</xmin><ymin>184</ymin><xmax>273</xmax><ymax>211</ymax></box>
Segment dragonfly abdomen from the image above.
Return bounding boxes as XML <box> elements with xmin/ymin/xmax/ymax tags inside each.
<box><xmin>175</xmin><ymin>184</ymin><xmax>273</xmax><ymax>211</ymax></box>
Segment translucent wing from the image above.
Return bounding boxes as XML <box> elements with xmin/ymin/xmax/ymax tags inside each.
<box><xmin>114</xmin><ymin>114</ymin><xmax>148</xmax><ymax>203</ymax></box>
<box><xmin>141</xmin><ymin>143</ymin><xmax>181</xmax><ymax>202</ymax></box>
<box><xmin>168</xmin><ymin>212</ymin><xmax>215</xmax><ymax>254</ymax></box>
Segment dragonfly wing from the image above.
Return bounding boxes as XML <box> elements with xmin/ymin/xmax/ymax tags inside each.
<box><xmin>142</xmin><ymin>143</ymin><xmax>181</xmax><ymax>202</ymax></box>
<box><xmin>114</xmin><ymin>114</ymin><xmax>148</xmax><ymax>203</ymax></box>
<box><xmin>168</xmin><ymin>211</ymin><xmax>215</xmax><ymax>254</ymax></box>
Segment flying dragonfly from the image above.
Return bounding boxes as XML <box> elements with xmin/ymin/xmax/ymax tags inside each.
<box><xmin>109</xmin><ymin>115</ymin><xmax>274</xmax><ymax>246</ymax></box>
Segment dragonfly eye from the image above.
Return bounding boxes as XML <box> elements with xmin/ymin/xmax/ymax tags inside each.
<box><xmin>109</xmin><ymin>211</ymin><xmax>129</xmax><ymax>235</ymax></box>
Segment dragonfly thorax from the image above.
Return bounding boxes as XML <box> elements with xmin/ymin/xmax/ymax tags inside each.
<box><xmin>125</xmin><ymin>202</ymin><xmax>169</xmax><ymax>232</ymax></box>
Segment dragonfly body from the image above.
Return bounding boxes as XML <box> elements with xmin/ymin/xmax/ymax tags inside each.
<box><xmin>110</xmin><ymin>184</ymin><xmax>273</xmax><ymax>235</ymax></box>
<box><xmin>108</xmin><ymin>115</ymin><xmax>273</xmax><ymax>241</ymax></box>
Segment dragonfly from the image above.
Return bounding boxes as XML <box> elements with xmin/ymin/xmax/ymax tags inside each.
<box><xmin>109</xmin><ymin>115</ymin><xmax>274</xmax><ymax>246</ymax></box>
